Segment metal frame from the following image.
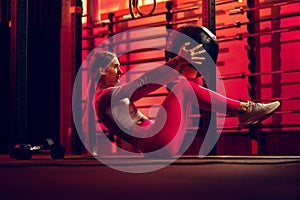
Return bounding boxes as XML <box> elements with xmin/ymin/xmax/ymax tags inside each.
<box><xmin>201</xmin><ymin>0</ymin><xmax>217</xmax><ymax>155</ymax></box>
<box><xmin>60</xmin><ymin>0</ymin><xmax>83</xmax><ymax>154</ymax></box>
<box><xmin>10</xmin><ymin>0</ymin><xmax>28</xmax><ymax>144</ymax></box>
<box><xmin>246</xmin><ymin>0</ymin><xmax>262</xmax><ymax>154</ymax></box>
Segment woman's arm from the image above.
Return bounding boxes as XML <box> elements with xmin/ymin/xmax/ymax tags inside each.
<box><xmin>112</xmin><ymin>57</ymin><xmax>181</xmax><ymax>102</ymax></box>
<box><xmin>112</xmin><ymin>43</ymin><xmax>205</xmax><ymax>101</ymax></box>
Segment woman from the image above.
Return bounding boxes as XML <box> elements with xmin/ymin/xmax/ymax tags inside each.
<box><xmin>84</xmin><ymin>30</ymin><xmax>280</xmax><ymax>156</ymax></box>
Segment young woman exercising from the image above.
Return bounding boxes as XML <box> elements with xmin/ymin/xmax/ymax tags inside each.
<box><xmin>83</xmin><ymin>27</ymin><xmax>280</xmax><ymax>156</ymax></box>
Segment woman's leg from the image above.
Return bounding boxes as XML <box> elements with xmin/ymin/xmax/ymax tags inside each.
<box><xmin>135</xmin><ymin>79</ymin><xmax>241</xmax><ymax>155</ymax></box>
<box><xmin>187</xmin><ymin>80</ymin><xmax>241</xmax><ymax>114</ymax></box>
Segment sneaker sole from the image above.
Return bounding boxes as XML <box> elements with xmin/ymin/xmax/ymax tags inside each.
<box><xmin>240</xmin><ymin>101</ymin><xmax>280</xmax><ymax>128</ymax></box>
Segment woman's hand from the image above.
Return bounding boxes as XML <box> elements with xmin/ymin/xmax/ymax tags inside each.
<box><xmin>176</xmin><ymin>42</ymin><xmax>206</xmax><ymax>65</ymax></box>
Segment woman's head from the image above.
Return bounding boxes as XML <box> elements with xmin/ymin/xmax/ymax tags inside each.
<box><xmin>89</xmin><ymin>51</ymin><xmax>116</xmax><ymax>77</ymax></box>
<box><xmin>89</xmin><ymin>51</ymin><xmax>122</xmax><ymax>87</ymax></box>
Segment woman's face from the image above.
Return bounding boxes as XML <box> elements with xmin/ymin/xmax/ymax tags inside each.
<box><xmin>101</xmin><ymin>57</ymin><xmax>122</xmax><ymax>87</ymax></box>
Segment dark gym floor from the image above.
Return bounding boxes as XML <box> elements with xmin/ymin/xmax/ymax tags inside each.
<box><xmin>1</xmin><ymin>155</ymin><xmax>300</xmax><ymax>200</ymax></box>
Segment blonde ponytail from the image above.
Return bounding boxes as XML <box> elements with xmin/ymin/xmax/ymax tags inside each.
<box><xmin>81</xmin><ymin>51</ymin><xmax>116</xmax><ymax>154</ymax></box>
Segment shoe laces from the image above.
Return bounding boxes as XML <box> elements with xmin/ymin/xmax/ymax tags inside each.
<box><xmin>245</xmin><ymin>101</ymin><xmax>263</xmax><ymax>113</ymax></box>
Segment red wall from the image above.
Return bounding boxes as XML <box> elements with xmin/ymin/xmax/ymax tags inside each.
<box><xmin>81</xmin><ymin>0</ymin><xmax>300</xmax><ymax>155</ymax></box>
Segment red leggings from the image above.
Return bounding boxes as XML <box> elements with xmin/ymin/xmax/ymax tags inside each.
<box><xmin>133</xmin><ymin>79</ymin><xmax>241</xmax><ymax>155</ymax></box>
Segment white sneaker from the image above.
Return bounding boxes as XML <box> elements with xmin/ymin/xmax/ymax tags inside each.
<box><xmin>238</xmin><ymin>101</ymin><xmax>280</xmax><ymax>127</ymax></box>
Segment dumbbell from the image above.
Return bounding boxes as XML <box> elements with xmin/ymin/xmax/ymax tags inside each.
<box><xmin>10</xmin><ymin>138</ymin><xmax>66</xmax><ymax>160</ymax></box>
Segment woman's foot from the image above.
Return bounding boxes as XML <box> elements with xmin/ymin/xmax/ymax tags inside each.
<box><xmin>238</xmin><ymin>101</ymin><xmax>280</xmax><ymax>127</ymax></box>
